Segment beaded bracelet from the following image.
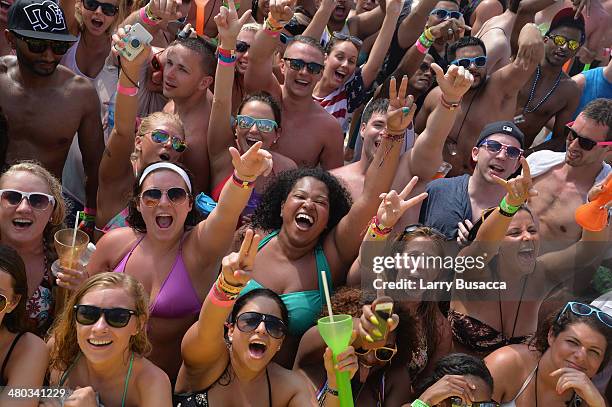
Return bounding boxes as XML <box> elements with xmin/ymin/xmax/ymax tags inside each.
<box><xmin>368</xmin><ymin>216</ymin><xmax>392</xmax><ymax>239</ymax></box>
<box><xmin>264</xmin><ymin>17</ymin><xmax>284</xmax><ymax>32</ymax></box>
<box><xmin>209</xmin><ymin>283</ymin><xmax>237</xmax><ymax>307</ymax></box>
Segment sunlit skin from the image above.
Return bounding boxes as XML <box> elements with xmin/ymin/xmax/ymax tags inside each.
<box><xmin>135</xmin><ymin>121</ymin><xmax>185</xmax><ymax>167</ymax></box>
<box><xmin>361</xmin><ymin>112</ymin><xmax>387</xmax><ymax>164</ymax></box>
<box><xmin>565</xmin><ymin>114</ymin><xmax>610</xmax><ymax>168</ymax></box>
<box><xmin>235</xmin><ymin>101</ymin><xmax>280</xmax><ymax>152</ymax></box>
<box><xmin>10</xmin><ymin>35</ymin><xmax>63</xmax><ymax>77</ymax></box>
<box><xmin>236</xmin><ymin>29</ymin><xmax>255</xmax><ymax>76</ymax></box>
<box><xmin>280</xmin><ymin>42</ymin><xmax>325</xmax><ymax>100</ymax></box>
<box><xmin>321</xmin><ymin>41</ymin><xmax>359</xmax><ymax>89</ymax></box>
<box><xmin>497</xmin><ymin>209</ymin><xmax>540</xmax><ymax>276</ymax></box>
<box><xmin>163</xmin><ymin>45</ymin><xmax>209</xmax><ymax>99</ymax></box>
<box><xmin>408</xmin><ymin>54</ymin><xmax>435</xmax><ymax>94</ymax></box>
<box><xmin>471</xmin><ymin>134</ymin><xmax>522</xmax><ymax>184</ymax></box>
<box><xmin>543</xmin><ymin>26</ymin><xmax>582</xmax><ymax>68</ymax></box>
<box><xmin>546</xmin><ymin>322</ymin><xmax>606</xmax><ymax>379</ymax></box>
<box><xmin>454</xmin><ymin>45</ymin><xmax>487</xmax><ymax>89</ymax></box>
<box><xmin>78</xmin><ymin>0</ymin><xmax>118</xmax><ymax>36</ymax></box>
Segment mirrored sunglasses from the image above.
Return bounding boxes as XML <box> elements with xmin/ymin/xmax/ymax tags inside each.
<box><xmin>430</xmin><ymin>8</ymin><xmax>463</xmax><ymax>20</ymax></box>
<box><xmin>82</xmin><ymin>0</ymin><xmax>119</xmax><ymax>16</ymax></box>
<box><xmin>283</xmin><ymin>58</ymin><xmax>324</xmax><ymax>75</ymax></box>
<box><xmin>74</xmin><ymin>304</ymin><xmax>136</xmax><ymax>328</ymax></box>
<box><xmin>450</xmin><ymin>56</ymin><xmax>487</xmax><ymax>68</ymax></box>
<box><xmin>140</xmin><ymin>187</ymin><xmax>189</xmax><ymax>207</ymax></box>
<box><xmin>480</xmin><ymin>140</ymin><xmax>523</xmax><ymax>159</ymax></box>
<box><xmin>355</xmin><ymin>346</ymin><xmax>397</xmax><ymax>362</ymax></box>
<box><xmin>546</xmin><ymin>34</ymin><xmax>580</xmax><ymax>51</ymax></box>
<box><xmin>236</xmin><ymin>115</ymin><xmax>278</xmax><ymax>132</ymax></box>
<box><xmin>399</xmin><ymin>223</ymin><xmax>448</xmax><ymax>241</ymax></box>
<box><xmin>236</xmin><ymin>311</ymin><xmax>287</xmax><ymax>339</ymax></box>
<box><xmin>0</xmin><ymin>189</ymin><xmax>55</xmax><ymax>210</ymax></box>
<box><xmin>558</xmin><ymin>302</ymin><xmax>612</xmax><ymax>328</ymax></box>
<box><xmin>149</xmin><ymin>129</ymin><xmax>187</xmax><ymax>152</ymax></box>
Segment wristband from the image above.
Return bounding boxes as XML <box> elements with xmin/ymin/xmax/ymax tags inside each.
<box><xmin>232</xmin><ymin>171</ymin><xmax>256</xmax><ymax>189</ymax></box>
<box><xmin>84</xmin><ymin>206</ymin><xmax>97</xmax><ymax>216</ymax></box>
<box><xmin>499</xmin><ymin>196</ymin><xmax>520</xmax><ymax>216</ymax></box>
<box><xmin>218</xmin><ymin>53</ymin><xmax>237</xmax><ymax>65</ymax></box>
<box><xmin>424</xmin><ymin>27</ymin><xmax>435</xmax><ymax>42</ymax></box>
<box><xmin>325</xmin><ymin>384</ymin><xmax>339</xmax><ymax>397</ymax></box>
<box><xmin>265</xmin><ymin>17</ymin><xmax>284</xmax><ymax>32</ymax></box>
<box><xmin>411</xmin><ymin>400</ymin><xmax>430</xmax><ymax>407</ymax></box>
<box><xmin>217</xmin><ymin>48</ymin><xmax>236</xmax><ymax>58</ymax></box>
<box><xmin>369</xmin><ymin>216</ymin><xmax>392</xmax><ymax>237</ymax></box>
<box><xmin>209</xmin><ymin>284</ymin><xmax>237</xmax><ymax>307</ymax></box>
<box><xmin>263</xmin><ymin>28</ymin><xmax>281</xmax><ymax>38</ymax></box>
<box><xmin>440</xmin><ymin>94</ymin><xmax>461</xmax><ymax>110</ymax></box>
<box><xmin>79</xmin><ymin>212</ymin><xmax>95</xmax><ymax>223</ymax></box>
<box><xmin>140</xmin><ymin>6</ymin><xmax>160</xmax><ymax>26</ymax></box>
<box><xmin>117</xmin><ymin>83</ymin><xmax>138</xmax><ymax>97</ymax></box>
<box><xmin>418</xmin><ymin>32</ymin><xmax>434</xmax><ymax>48</ymax></box>
<box><xmin>218</xmin><ymin>273</ymin><xmax>244</xmax><ymax>295</ymax></box>
<box><xmin>415</xmin><ymin>38</ymin><xmax>429</xmax><ymax>54</ymax></box>
<box><xmin>382</xmin><ymin>128</ymin><xmax>405</xmax><ymax>141</ymax></box>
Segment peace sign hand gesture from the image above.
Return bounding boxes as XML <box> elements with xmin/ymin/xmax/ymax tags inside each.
<box><xmin>492</xmin><ymin>157</ymin><xmax>538</xmax><ymax>206</ymax></box>
<box><xmin>386</xmin><ymin>75</ymin><xmax>415</xmax><ymax>135</ymax></box>
<box><xmin>376</xmin><ymin>176</ymin><xmax>428</xmax><ymax>228</ymax></box>
<box><xmin>214</xmin><ymin>0</ymin><xmax>252</xmax><ymax>45</ymax></box>
<box><xmin>230</xmin><ymin>141</ymin><xmax>274</xmax><ymax>181</ymax></box>
<box><xmin>221</xmin><ymin>229</ymin><xmax>262</xmax><ymax>286</ymax></box>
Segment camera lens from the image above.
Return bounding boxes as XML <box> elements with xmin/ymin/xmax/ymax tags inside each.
<box><xmin>130</xmin><ymin>38</ymin><xmax>141</xmax><ymax>48</ymax></box>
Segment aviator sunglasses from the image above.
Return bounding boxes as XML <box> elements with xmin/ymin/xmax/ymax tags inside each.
<box><xmin>546</xmin><ymin>34</ymin><xmax>580</xmax><ymax>51</ymax></box>
<box><xmin>565</xmin><ymin>122</ymin><xmax>612</xmax><ymax>151</ymax></box>
<box><xmin>11</xmin><ymin>32</ymin><xmax>71</xmax><ymax>55</ymax></box>
<box><xmin>283</xmin><ymin>58</ymin><xmax>324</xmax><ymax>75</ymax></box>
<box><xmin>450</xmin><ymin>56</ymin><xmax>487</xmax><ymax>69</ymax></box>
<box><xmin>0</xmin><ymin>189</ymin><xmax>55</xmax><ymax>210</ymax></box>
<box><xmin>236</xmin><ymin>115</ymin><xmax>278</xmax><ymax>133</ymax></box>
<box><xmin>236</xmin><ymin>40</ymin><xmax>250</xmax><ymax>53</ymax></box>
<box><xmin>355</xmin><ymin>345</ymin><xmax>398</xmax><ymax>362</ymax></box>
<box><xmin>149</xmin><ymin>129</ymin><xmax>188</xmax><ymax>152</ymax></box>
<box><xmin>140</xmin><ymin>187</ymin><xmax>190</xmax><ymax>207</ymax></box>
<box><xmin>479</xmin><ymin>139</ymin><xmax>523</xmax><ymax>159</ymax></box>
<box><xmin>235</xmin><ymin>311</ymin><xmax>287</xmax><ymax>339</ymax></box>
<box><xmin>430</xmin><ymin>8</ymin><xmax>463</xmax><ymax>20</ymax></box>
<box><xmin>74</xmin><ymin>304</ymin><xmax>136</xmax><ymax>328</ymax></box>
<box><xmin>557</xmin><ymin>302</ymin><xmax>612</xmax><ymax>328</ymax></box>
<box><xmin>82</xmin><ymin>0</ymin><xmax>119</xmax><ymax>16</ymax></box>
<box><xmin>332</xmin><ymin>31</ymin><xmax>363</xmax><ymax>48</ymax></box>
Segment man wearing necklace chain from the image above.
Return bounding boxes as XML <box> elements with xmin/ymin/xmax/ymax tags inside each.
<box><xmin>515</xmin><ymin>8</ymin><xmax>585</xmax><ymax>154</ymax></box>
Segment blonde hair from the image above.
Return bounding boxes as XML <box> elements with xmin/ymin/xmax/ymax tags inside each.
<box><xmin>132</xmin><ymin>112</ymin><xmax>185</xmax><ymax>162</ymax></box>
<box><xmin>48</xmin><ymin>273</ymin><xmax>151</xmax><ymax>372</ymax></box>
<box><xmin>241</xmin><ymin>23</ymin><xmax>262</xmax><ymax>33</ymax></box>
<box><xmin>75</xmin><ymin>0</ymin><xmax>129</xmax><ymax>35</ymax></box>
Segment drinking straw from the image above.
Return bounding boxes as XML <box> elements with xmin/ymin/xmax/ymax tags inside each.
<box><xmin>321</xmin><ymin>270</ymin><xmax>334</xmax><ymax>322</ymax></box>
<box><xmin>71</xmin><ymin>211</ymin><xmax>80</xmax><ymax>248</ymax></box>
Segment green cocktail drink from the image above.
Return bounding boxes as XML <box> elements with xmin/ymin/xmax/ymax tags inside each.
<box><xmin>317</xmin><ymin>315</ymin><xmax>354</xmax><ymax>407</ymax></box>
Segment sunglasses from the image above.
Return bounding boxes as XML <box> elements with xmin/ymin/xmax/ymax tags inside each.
<box><xmin>236</xmin><ymin>40</ymin><xmax>250</xmax><ymax>53</ymax></box>
<box><xmin>140</xmin><ymin>187</ymin><xmax>190</xmax><ymax>207</ymax></box>
<box><xmin>74</xmin><ymin>304</ymin><xmax>136</xmax><ymax>328</ymax></box>
<box><xmin>558</xmin><ymin>302</ymin><xmax>612</xmax><ymax>328</ymax></box>
<box><xmin>332</xmin><ymin>31</ymin><xmax>363</xmax><ymax>48</ymax></box>
<box><xmin>355</xmin><ymin>345</ymin><xmax>397</xmax><ymax>362</ymax></box>
<box><xmin>151</xmin><ymin>50</ymin><xmax>164</xmax><ymax>72</ymax></box>
<box><xmin>236</xmin><ymin>115</ymin><xmax>278</xmax><ymax>133</ymax></box>
<box><xmin>546</xmin><ymin>34</ymin><xmax>580</xmax><ymax>51</ymax></box>
<box><xmin>283</xmin><ymin>58</ymin><xmax>324</xmax><ymax>75</ymax></box>
<box><xmin>280</xmin><ymin>33</ymin><xmax>294</xmax><ymax>45</ymax></box>
<box><xmin>451</xmin><ymin>398</ymin><xmax>499</xmax><ymax>407</ymax></box>
<box><xmin>236</xmin><ymin>311</ymin><xmax>287</xmax><ymax>339</ymax></box>
<box><xmin>82</xmin><ymin>0</ymin><xmax>119</xmax><ymax>16</ymax></box>
<box><xmin>0</xmin><ymin>189</ymin><xmax>55</xmax><ymax>211</ymax></box>
<box><xmin>0</xmin><ymin>294</ymin><xmax>10</xmax><ymax>313</ymax></box>
<box><xmin>430</xmin><ymin>8</ymin><xmax>463</xmax><ymax>20</ymax></box>
<box><xmin>149</xmin><ymin>129</ymin><xmax>187</xmax><ymax>152</ymax></box>
<box><xmin>450</xmin><ymin>56</ymin><xmax>487</xmax><ymax>68</ymax></box>
<box><xmin>399</xmin><ymin>223</ymin><xmax>448</xmax><ymax>241</ymax></box>
<box><xmin>12</xmin><ymin>32</ymin><xmax>71</xmax><ymax>55</ymax></box>
<box><xmin>565</xmin><ymin>123</ymin><xmax>612</xmax><ymax>151</ymax></box>
<box><xmin>479</xmin><ymin>140</ymin><xmax>523</xmax><ymax>159</ymax></box>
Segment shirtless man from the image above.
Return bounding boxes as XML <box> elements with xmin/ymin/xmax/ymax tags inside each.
<box><xmin>162</xmin><ymin>36</ymin><xmax>215</xmax><ymax>194</ymax></box>
<box><xmin>0</xmin><ymin>0</ymin><xmax>13</xmax><ymax>56</ymax></box>
<box><xmin>475</xmin><ymin>0</ymin><xmax>520</xmax><ymax>74</ymax></box>
<box><xmin>414</xmin><ymin>26</ymin><xmax>544</xmax><ymax>177</ymax></box>
<box><xmin>1</xmin><ymin>0</ymin><xmax>103</xmax><ymax>212</ymax></box>
<box><xmin>515</xmin><ymin>8</ymin><xmax>584</xmax><ymax>152</ymax></box>
<box><xmin>245</xmin><ymin>1</ymin><xmax>343</xmax><ymax>169</ymax></box>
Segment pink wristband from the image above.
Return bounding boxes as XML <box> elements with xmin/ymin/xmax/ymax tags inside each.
<box><xmin>208</xmin><ymin>285</ymin><xmax>236</xmax><ymax>307</ymax></box>
<box><xmin>117</xmin><ymin>83</ymin><xmax>138</xmax><ymax>97</ymax></box>
<box><xmin>140</xmin><ymin>6</ymin><xmax>158</xmax><ymax>26</ymax></box>
<box><xmin>415</xmin><ymin>39</ymin><xmax>429</xmax><ymax>54</ymax></box>
<box><xmin>218</xmin><ymin>59</ymin><xmax>236</xmax><ymax>66</ymax></box>
<box><xmin>263</xmin><ymin>29</ymin><xmax>280</xmax><ymax>38</ymax></box>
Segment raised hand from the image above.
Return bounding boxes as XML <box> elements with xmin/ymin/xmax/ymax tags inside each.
<box><xmin>386</xmin><ymin>76</ymin><xmax>415</xmax><ymax>134</ymax></box>
<box><xmin>112</xmin><ymin>25</ymin><xmax>151</xmax><ymax>69</ymax></box>
<box><xmin>515</xmin><ymin>23</ymin><xmax>545</xmax><ymax>71</ymax></box>
<box><xmin>214</xmin><ymin>0</ymin><xmax>253</xmax><ymax>44</ymax></box>
<box><xmin>323</xmin><ymin>334</ymin><xmax>359</xmax><ymax>385</ymax></box>
<box><xmin>358</xmin><ymin>299</ymin><xmax>399</xmax><ymax>343</ymax></box>
<box><xmin>551</xmin><ymin>368</ymin><xmax>606</xmax><ymax>407</ymax></box>
<box><xmin>429</xmin><ymin>18</ymin><xmax>470</xmax><ymax>43</ymax></box>
<box><xmin>148</xmin><ymin>0</ymin><xmax>183</xmax><ymax>22</ymax></box>
<box><xmin>386</xmin><ymin>0</ymin><xmax>404</xmax><ymax>17</ymax></box>
<box><xmin>268</xmin><ymin>0</ymin><xmax>296</xmax><ymax>26</ymax></box>
<box><xmin>491</xmin><ymin>157</ymin><xmax>538</xmax><ymax>206</ymax></box>
<box><xmin>377</xmin><ymin>176</ymin><xmax>428</xmax><ymax>228</ymax></box>
<box><xmin>230</xmin><ymin>141</ymin><xmax>273</xmax><ymax>180</ymax></box>
<box><xmin>431</xmin><ymin>63</ymin><xmax>473</xmax><ymax>103</ymax></box>
<box><xmin>220</xmin><ymin>229</ymin><xmax>262</xmax><ymax>286</ymax></box>
<box><xmin>419</xmin><ymin>375</ymin><xmax>477</xmax><ymax>406</ymax></box>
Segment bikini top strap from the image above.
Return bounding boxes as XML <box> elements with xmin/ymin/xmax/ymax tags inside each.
<box><xmin>265</xmin><ymin>367</ymin><xmax>272</xmax><ymax>407</ymax></box>
<box><xmin>315</xmin><ymin>245</ymin><xmax>333</xmax><ymax>305</ymax></box>
<box><xmin>257</xmin><ymin>230</ymin><xmax>280</xmax><ymax>251</ymax></box>
<box><xmin>514</xmin><ymin>364</ymin><xmax>538</xmax><ymax>400</ymax></box>
<box><xmin>121</xmin><ymin>352</ymin><xmax>134</xmax><ymax>407</ymax></box>
<box><xmin>1</xmin><ymin>332</ymin><xmax>26</xmax><ymax>381</ymax></box>
<box><xmin>59</xmin><ymin>353</ymin><xmax>82</xmax><ymax>387</ymax></box>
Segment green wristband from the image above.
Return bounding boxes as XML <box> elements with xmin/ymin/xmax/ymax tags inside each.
<box><xmin>411</xmin><ymin>400</ymin><xmax>430</xmax><ymax>407</ymax></box>
<box><xmin>499</xmin><ymin>196</ymin><xmax>520</xmax><ymax>215</ymax></box>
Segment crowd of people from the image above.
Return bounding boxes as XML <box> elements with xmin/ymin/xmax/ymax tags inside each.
<box><xmin>0</xmin><ymin>0</ymin><xmax>610</xmax><ymax>404</ymax></box>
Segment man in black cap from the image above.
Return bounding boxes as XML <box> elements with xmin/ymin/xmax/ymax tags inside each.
<box><xmin>419</xmin><ymin>120</ymin><xmax>525</xmax><ymax>240</ymax></box>
<box><xmin>1</xmin><ymin>0</ymin><xmax>104</xmax><ymax>218</ymax></box>
<box><xmin>515</xmin><ymin>7</ymin><xmax>585</xmax><ymax>153</ymax></box>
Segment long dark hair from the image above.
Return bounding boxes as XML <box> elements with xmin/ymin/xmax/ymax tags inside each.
<box><xmin>0</xmin><ymin>244</ymin><xmax>28</xmax><ymax>334</ymax></box>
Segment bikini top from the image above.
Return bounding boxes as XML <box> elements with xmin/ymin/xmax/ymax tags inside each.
<box><xmin>448</xmin><ymin>309</ymin><xmax>531</xmax><ymax>355</ymax></box>
<box><xmin>500</xmin><ymin>365</ymin><xmax>536</xmax><ymax>407</ymax></box>
<box><xmin>59</xmin><ymin>352</ymin><xmax>134</xmax><ymax>407</ymax></box>
<box><xmin>239</xmin><ymin>230</ymin><xmax>333</xmax><ymax>337</ymax></box>
<box><xmin>113</xmin><ymin>235</ymin><xmax>201</xmax><ymax>318</ymax></box>
<box><xmin>100</xmin><ymin>207</ymin><xmax>130</xmax><ymax>234</ymax></box>
<box><xmin>0</xmin><ymin>332</ymin><xmax>26</xmax><ymax>386</ymax></box>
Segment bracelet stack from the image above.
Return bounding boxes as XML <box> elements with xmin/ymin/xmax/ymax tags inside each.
<box><xmin>440</xmin><ymin>94</ymin><xmax>461</xmax><ymax>110</ymax></box>
<box><xmin>416</xmin><ymin>29</ymin><xmax>434</xmax><ymax>54</ymax></box>
<box><xmin>264</xmin><ymin>16</ymin><xmax>283</xmax><ymax>37</ymax></box>
<box><xmin>140</xmin><ymin>5</ymin><xmax>161</xmax><ymax>26</ymax></box>
<box><xmin>499</xmin><ymin>197</ymin><xmax>520</xmax><ymax>217</ymax></box>
<box><xmin>232</xmin><ymin>171</ymin><xmax>256</xmax><ymax>189</ymax></box>
<box><xmin>209</xmin><ymin>273</ymin><xmax>244</xmax><ymax>306</ymax></box>
<box><xmin>382</xmin><ymin>128</ymin><xmax>405</xmax><ymax>142</ymax></box>
<box><xmin>368</xmin><ymin>216</ymin><xmax>392</xmax><ymax>240</ymax></box>
<box><xmin>218</xmin><ymin>48</ymin><xmax>236</xmax><ymax>66</ymax></box>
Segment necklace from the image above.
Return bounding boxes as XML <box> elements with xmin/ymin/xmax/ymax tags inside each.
<box><xmin>523</xmin><ymin>65</ymin><xmax>562</xmax><ymax>114</ymax></box>
<box><xmin>446</xmin><ymin>82</ymin><xmax>484</xmax><ymax>156</ymax></box>
<box><xmin>497</xmin><ymin>274</ymin><xmax>528</xmax><ymax>343</ymax></box>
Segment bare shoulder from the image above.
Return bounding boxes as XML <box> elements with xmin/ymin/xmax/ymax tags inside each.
<box><xmin>312</xmin><ymin>103</ymin><xmax>343</xmax><ymax>132</ymax></box>
<box><xmin>11</xmin><ymin>332</ymin><xmax>48</xmax><ymax>360</ymax></box>
<box><xmin>90</xmin><ymin>228</ymin><xmax>140</xmax><ymax>270</ymax></box>
<box><xmin>485</xmin><ymin>344</ymin><xmax>537</xmax><ymax>374</ymax></box>
<box><xmin>559</xmin><ymin>74</ymin><xmax>580</xmax><ymax>95</ymax></box>
<box><xmin>271</xmin><ymin>151</ymin><xmax>297</xmax><ymax>171</ymax></box>
<box><xmin>268</xmin><ymin>362</ymin><xmax>312</xmax><ymax>394</ymax></box>
<box><xmin>133</xmin><ymin>355</ymin><xmax>171</xmax><ymax>388</ymax></box>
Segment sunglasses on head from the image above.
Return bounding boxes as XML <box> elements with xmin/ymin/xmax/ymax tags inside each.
<box><xmin>451</xmin><ymin>56</ymin><xmax>487</xmax><ymax>68</ymax></box>
<box><xmin>149</xmin><ymin>129</ymin><xmax>187</xmax><ymax>152</ymax></box>
<box><xmin>565</xmin><ymin>123</ymin><xmax>612</xmax><ymax>151</ymax></box>
<box><xmin>355</xmin><ymin>345</ymin><xmax>397</xmax><ymax>362</ymax></box>
<box><xmin>558</xmin><ymin>302</ymin><xmax>612</xmax><ymax>328</ymax></box>
<box><xmin>82</xmin><ymin>0</ymin><xmax>119</xmax><ymax>16</ymax></box>
<box><xmin>74</xmin><ymin>304</ymin><xmax>136</xmax><ymax>328</ymax></box>
<box><xmin>236</xmin><ymin>40</ymin><xmax>250</xmax><ymax>53</ymax></box>
<box><xmin>0</xmin><ymin>189</ymin><xmax>55</xmax><ymax>211</ymax></box>
<box><xmin>280</xmin><ymin>33</ymin><xmax>294</xmax><ymax>45</ymax></box>
<box><xmin>12</xmin><ymin>32</ymin><xmax>71</xmax><ymax>55</ymax></box>
<box><xmin>399</xmin><ymin>223</ymin><xmax>448</xmax><ymax>241</ymax></box>
<box><xmin>451</xmin><ymin>398</ymin><xmax>499</xmax><ymax>407</ymax></box>
<box><xmin>479</xmin><ymin>139</ymin><xmax>523</xmax><ymax>159</ymax></box>
<box><xmin>236</xmin><ymin>311</ymin><xmax>287</xmax><ymax>339</ymax></box>
<box><xmin>0</xmin><ymin>293</ymin><xmax>10</xmax><ymax>313</ymax></box>
<box><xmin>236</xmin><ymin>115</ymin><xmax>278</xmax><ymax>133</ymax></box>
<box><xmin>332</xmin><ymin>31</ymin><xmax>363</xmax><ymax>48</ymax></box>
<box><xmin>546</xmin><ymin>34</ymin><xmax>580</xmax><ymax>51</ymax></box>
<box><xmin>283</xmin><ymin>58</ymin><xmax>324</xmax><ymax>75</ymax></box>
<box><xmin>430</xmin><ymin>8</ymin><xmax>463</xmax><ymax>20</ymax></box>
<box><xmin>140</xmin><ymin>187</ymin><xmax>189</xmax><ymax>207</ymax></box>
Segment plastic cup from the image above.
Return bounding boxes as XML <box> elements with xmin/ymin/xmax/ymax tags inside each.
<box><xmin>54</xmin><ymin>229</ymin><xmax>90</xmax><ymax>270</ymax></box>
<box><xmin>317</xmin><ymin>315</ymin><xmax>354</xmax><ymax>407</ymax></box>
<box><xmin>432</xmin><ymin>161</ymin><xmax>452</xmax><ymax>180</ymax></box>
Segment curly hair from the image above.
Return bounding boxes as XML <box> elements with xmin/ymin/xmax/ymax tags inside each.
<box><xmin>126</xmin><ymin>162</ymin><xmax>202</xmax><ymax>233</ymax></box>
<box><xmin>319</xmin><ymin>286</ymin><xmax>372</xmax><ymax>318</ymax></box>
<box><xmin>48</xmin><ymin>273</ymin><xmax>151</xmax><ymax>373</ymax></box>
<box><xmin>250</xmin><ymin>168</ymin><xmax>352</xmax><ymax>239</ymax></box>
<box><xmin>530</xmin><ymin>303</ymin><xmax>612</xmax><ymax>374</ymax></box>
<box><xmin>0</xmin><ymin>244</ymin><xmax>28</xmax><ymax>334</ymax></box>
